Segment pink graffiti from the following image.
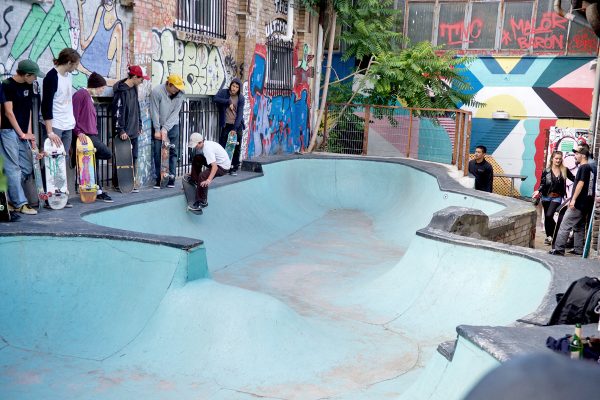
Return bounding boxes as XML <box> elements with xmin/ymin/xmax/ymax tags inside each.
<box><xmin>438</xmin><ymin>18</ymin><xmax>483</xmax><ymax>46</ymax></box>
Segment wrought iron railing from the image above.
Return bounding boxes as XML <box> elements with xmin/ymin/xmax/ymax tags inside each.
<box><xmin>265</xmin><ymin>37</ymin><xmax>294</xmax><ymax>94</ymax></box>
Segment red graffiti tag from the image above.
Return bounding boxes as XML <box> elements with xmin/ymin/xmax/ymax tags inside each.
<box><xmin>570</xmin><ymin>32</ymin><xmax>599</xmax><ymax>53</ymax></box>
<box><xmin>503</xmin><ymin>12</ymin><xmax>568</xmax><ymax>50</ymax></box>
<box><xmin>438</xmin><ymin>18</ymin><xmax>483</xmax><ymax>46</ymax></box>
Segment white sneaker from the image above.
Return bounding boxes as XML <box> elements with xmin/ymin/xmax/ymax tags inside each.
<box><xmin>544</xmin><ymin>236</ymin><xmax>552</xmax><ymax>245</ymax></box>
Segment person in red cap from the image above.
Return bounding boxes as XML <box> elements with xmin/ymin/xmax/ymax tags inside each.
<box><xmin>111</xmin><ymin>65</ymin><xmax>149</xmax><ymax>192</ymax></box>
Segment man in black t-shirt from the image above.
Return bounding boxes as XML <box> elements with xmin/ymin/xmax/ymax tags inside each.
<box><xmin>468</xmin><ymin>145</ymin><xmax>494</xmax><ymax>192</ymax></box>
<box><xmin>551</xmin><ymin>146</ymin><xmax>596</xmax><ymax>255</ymax></box>
<box><xmin>0</xmin><ymin>59</ymin><xmax>44</xmax><ymax>215</ymax></box>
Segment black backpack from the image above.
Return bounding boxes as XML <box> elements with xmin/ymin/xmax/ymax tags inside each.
<box><xmin>548</xmin><ymin>276</ymin><xmax>600</xmax><ymax>325</ymax></box>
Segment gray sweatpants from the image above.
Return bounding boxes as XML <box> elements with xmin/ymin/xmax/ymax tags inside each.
<box><xmin>554</xmin><ymin>207</ymin><xmax>586</xmax><ymax>252</ymax></box>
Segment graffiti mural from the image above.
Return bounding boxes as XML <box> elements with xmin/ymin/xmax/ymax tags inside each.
<box><xmin>461</xmin><ymin>56</ymin><xmax>595</xmax><ymax>196</ymax></box>
<box><xmin>151</xmin><ymin>28</ymin><xmax>226</xmax><ymax>96</ymax></box>
<box><xmin>247</xmin><ymin>44</ymin><xmax>310</xmax><ymax>158</ymax></box>
<box><xmin>0</xmin><ymin>0</ymin><xmax>129</xmax><ymax>87</ymax></box>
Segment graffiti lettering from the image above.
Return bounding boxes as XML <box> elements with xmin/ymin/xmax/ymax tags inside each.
<box><xmin>438</xmin><ymin>19</ymin><xmax>483</xmax><ymax>46</ymax></box>
<box><xmin>570</xmin><ymin>32</ymin><xmax>598</xmax><ymax>54</ymax></box>
<box><xmin>274</xmin><ymin>0</ymin><xmax>288</xmax><ymax>14</ymax></box>
<box><xmin>266</xmin><ymin>18</ymin><xmax>287</xmax><ymax>38</ymax></box>
<box><xmin>502</xmin><ymin>12</ymin><xmax>568</xmax><ymax>50</ymax></box>
<box><xmin>0</xmin><ymin>6</ymin><xmax>14</xmax><ymax>48</ymax></box>
<box><xmin>152</xmin><ymin>28</ymin><xmax>226</xmax><ymax>96</ymax></box>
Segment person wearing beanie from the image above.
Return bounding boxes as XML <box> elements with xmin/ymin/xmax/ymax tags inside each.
<box><xmin>72</xmin><ymin>71</ymin><xmax>113</xmax><ymax>202</ymax></box>
<box><xmin>150</xmin><ymin>74</ymin><xmax>185</xmax><ymax>189</ymax></box>
<box><xmin>185</xmin><ymin>132</ymin><xmax>231</xmax><ymax>212</ymax></box>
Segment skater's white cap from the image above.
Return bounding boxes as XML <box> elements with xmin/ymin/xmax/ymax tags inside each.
<box><xmin>188</xmin><ymin>132</ymin><xmax>204</xmax><ymax>148</ymax></box>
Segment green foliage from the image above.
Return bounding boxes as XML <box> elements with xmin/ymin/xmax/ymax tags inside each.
<box><xmin>366</xmin><ymin>41</ymin><xmax>483</xmax><ymax>110</ymax></box>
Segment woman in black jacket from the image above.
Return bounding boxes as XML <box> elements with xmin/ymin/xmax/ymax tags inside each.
<box><xmin>533</xmin><ymin>151</ymin><xmax>574</xmax><ymax>244</ymax></box>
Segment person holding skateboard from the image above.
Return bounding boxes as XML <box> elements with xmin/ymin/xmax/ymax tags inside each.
<box><xmin>550</xmin><ymin>146</ymin><xmax>595</xmax><ymax>256</ymax></box>
<box><xmin>468</xmin><ymin>145</ymin><xmax>494</xmax><ymax>193</ymax></box>
<box><xmin>532</xmin><ymin>151</ymin><xmax>574</xmax><ymax>245</ymax></box>
<box><xmin>150</xmin><ymin>74</ymin><xmax>185</xmax><ymax>189</ymax></box>
<box><xmin>112</xmin><ymin>65</ymin><xmax>148</xmax><ymax>193</ymax></box>
<box><xmin>72</xmin><ymin>72</ymin><xmax>113</xmax><ymax>202</ymax></box>
<box><xmin>41</xmin><ymin>48</ymin><xmax>81</xmax><ymax>208</ymax></box>
<box><xmin>214</xmin><ymin>78</ymin><xmax>245</xmax><ymax>176</ymax></box>
<box><xmin>0</xmin><ymin>59</ymin><xmax>45</xmax><ymax>216</ymax></box>
<box><xmin>186</xmin><ymin>132</ymin><xmax>231</xmax><ymax>212</ymax></box>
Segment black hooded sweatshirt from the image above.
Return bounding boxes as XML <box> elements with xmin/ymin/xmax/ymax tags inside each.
<box><xmin>112</xmin><ymin>79</ymin><xmax>142</xmax><ymax>138</ymax></box>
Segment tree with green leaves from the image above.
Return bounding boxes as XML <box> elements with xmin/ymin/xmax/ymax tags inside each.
<box><xmin>300</xmin><ymin>0</ymin><xmax>481</xmax><ymax>152</ymax></box>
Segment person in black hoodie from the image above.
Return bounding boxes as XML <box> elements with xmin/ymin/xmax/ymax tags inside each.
<box><xmin>214</xmin><ymin>78</ymin><xmax>245</xmax><ymax>175</ymax></box>
<box><xmin>112</xmin><ymin>65</ymin><xmax>148</xmax><ymax>191</ymax></box>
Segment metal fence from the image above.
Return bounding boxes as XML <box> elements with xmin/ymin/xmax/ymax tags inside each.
<box><xmin>320</xmin><ymin>103</ymin><xmax>472</xmax><ymax>175</ymax></box>
<box><xmin>85</xmin><ymin>97</ymin><xmax>219</xmax><ymax>188</ymax></box>
<box><xmin>174</xmin><ymin>0</ymin><xmax>227</xmax><ymax>39</ymax></box>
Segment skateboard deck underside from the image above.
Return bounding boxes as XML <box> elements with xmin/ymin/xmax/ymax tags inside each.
<box><xmin>160</xmin><ymin>142</ymin><xmax>175</xmax><ymax>188</ymax></box>
<box><xmin>114</xmin><ymin>138</ymin><xmax>134</xmax><ymax>193</ymax></box>
<box><xmin>77</xmin><ymin>136</ymin><xmax>98</xmax><ymax>203</ymax></box>
<box><xmin>44</xmin><ymin>139</ymin><xmax>68</xmax><ymax>210</ymax></box>
<box><xmin>182</xmin><ymin>177</ymin><xmax>202</xmax><ymax>215</ymax></box>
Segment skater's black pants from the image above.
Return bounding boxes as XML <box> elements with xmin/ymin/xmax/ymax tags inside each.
<box><xmin>542</xmin><ymin>199</ymin><xmax>561</xmax><ymax>237</ymax></box>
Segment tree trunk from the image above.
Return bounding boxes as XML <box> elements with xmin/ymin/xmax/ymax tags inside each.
<box><xmin>307</xmin><ymin>8</ymin><xmax>337</xmax><ymax>153</ymax></box>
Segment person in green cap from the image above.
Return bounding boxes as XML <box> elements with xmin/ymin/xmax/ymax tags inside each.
<box><xmin>0</xmin><ymin>59</ymin><xmax>45</xmax><ymax>215</ymax></box>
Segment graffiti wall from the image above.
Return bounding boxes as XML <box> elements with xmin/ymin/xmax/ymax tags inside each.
<box><xmin>0</xmin><ymin>0</ymin><xmax>131</xmax><ymax>87</ymax></box>
<box><xmin>461</xmin><ymin>56</ymin><xmax>595</xmax><ymax>196</ymax></box>
<box><xmin>151</xmin><ymin>28</ymin><xmax>226</xmax><ymax>96</ymax></box>
<box><xmin>246</xmin><ymin>43</ymin><xmax>312</xmax><ymax>158</ymax></box>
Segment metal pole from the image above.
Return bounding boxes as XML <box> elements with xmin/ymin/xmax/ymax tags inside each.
<box><xmin>407</xmin><ymin>109</ymin><xmax>413</xmax><ymax>158</ymax></box>
<box><xmin>363</xmin><ymin>105</ymin><xmax>370</xmax><ymax>156</ymax></box>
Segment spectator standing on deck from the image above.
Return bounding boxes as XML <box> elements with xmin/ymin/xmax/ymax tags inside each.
<box><xmin>468</xmin><ymin>145</ymin><xmax>494</xmax><ymax>193</ymax></box>
<box><xmin>0</xmin><ymin>59</ymin><xmax>45</xmax><ymax>216</ymax></box>
<box><xmin>150</xmin><ymin>74</ymin><xmax>185</xmax><ymax>189</ymax></box>
<box><xmin>186</xmin><ymin>132</ymin><xmax>230</xmax><ymax>212</ymax></box>
<box><xmin>112</xmin><ymin>65</ymin><xmax>148</xmax><ymax>192</ymax></box>
<box><xmin>214</xmin><ymin>78</ymin><xmax>244</xmax><ymax>175</ymax></box>
<box><xmin>42</xmin><ymin>48</ymin><xmax>80</xmax><ymax>207</ymax></box>
<box><xmin>550</xmin><ymin>145</ymin><xmax>595</xmax><ymax>256</ymax></box>
<box><xmin>533</xmin><ymin>151</ymin><xmax>573</xmax><ymax>245</ymax></box>
<box><xmin>72</xmin><ymin>72</ymin><xmax>113</xmax><ymax>202</ymax></box>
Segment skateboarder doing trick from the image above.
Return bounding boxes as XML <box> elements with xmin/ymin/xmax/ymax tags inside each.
<box><xmin>151</xmin><ymin>74</ymin><xmax>185</xmax><ymax>189</ymax></box>
<box><xmin>550</xmin><ymin>146</ymin><xmax>596</xmax><ymax>256</ymax></box>
<box><xmin>186</xmin><ymin>132</ymin><xmax>231</xmax><ymax>212</ymax></box>
<box><xmin>0</xmin><ymin>59</ymin><xmax>45</xmax><ymax>216</ymax></box>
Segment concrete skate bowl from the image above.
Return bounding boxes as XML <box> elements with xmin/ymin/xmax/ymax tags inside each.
<box><xmin>0</xmin><ymin>158</ymin><xmax>551</xmax><ymax>399</ymax></box>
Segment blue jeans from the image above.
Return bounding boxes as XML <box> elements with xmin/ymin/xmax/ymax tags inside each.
<box><xmin>0</xmin><ymin>129</ymin><xmax>33</xmax><ymax>207</ymax></box>
<box><xmin>152</xmin><ymin>125</ymin><xmax>180</xmax><ymax>180</ymax></box>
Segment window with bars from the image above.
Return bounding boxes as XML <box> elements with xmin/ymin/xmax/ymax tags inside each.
<box><xmin>399</xmin><ymin>0</ymin><xmax>598</xmax><ymax>54</ymax></box>
<box><xmin>266</xmin><ymin>38</ymin><xmax>294</xmax><ymax>93</ymax></box>
<box><xmin>175</xmin><ymin>0</ymin><xmax>227</xmax><ymax>39</ymax></box>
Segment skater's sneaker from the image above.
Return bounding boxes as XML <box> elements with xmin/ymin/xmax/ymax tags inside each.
<box><xmin>64</xmin><ymin>202</ymin><xmax>73</xmax><ymax>208</ymax></box>
<box><xmin>568</xmin><ymin>249</ymin><xmax>583</xmax><ymax>255</ymax></box>
<box><xmin>8</xmin><ymin>211</ymin><xmax>21</xmax><ymax>222</ymax></box>
<box><xmin>188</xmin><ymin>201</ymin><xmax>204</xmax><ymax>213</ymax></box>
<box><xmin>199</xmin><ymin>200</ymin><xmax>208</xmax><ymax>208</ymax></box>
<box><xmin>548</xmin><ymin>249</ymin><xmax>565</xmax><ymax>256</ymax></box>
<box><xmin>544</xmin><ymin>236</ymin><xmax>552</xmax><ymax>245</ymax></box>
<box><xmin>229</xmin><ymin>169</ymin><xmax>238</xmax><ymax>176</ymax></box>
<box><xmin>153</xmin><ymin>179</ymin><xmax>160</xmax><ymax>189</ymax></box>
<box><xmin>18</xmin><ymin>204</ymin><xmax>38</xmax><ymax>215</ymax></box>
<box><xmin>132</xmin><ymin>188</ymin><xmax>140</xmax><ymax>193</ymax></box>
<box><xmin>167</xmin><ymin>178</ymin><xmax>175</xmax><ymax>188</ymax></box>
<box><xmin>97</xmin><ymin>192</ymin><xmax>114</xmax><ymax>203</ymax></box>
